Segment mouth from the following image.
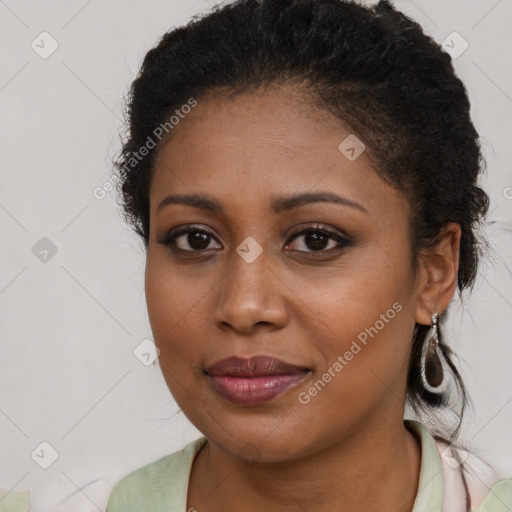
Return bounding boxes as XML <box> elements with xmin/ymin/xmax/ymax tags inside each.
<box><xmin>204</xmin><ymin>355</ymin><xmax>312</xmax><ymax>406</ymax></box>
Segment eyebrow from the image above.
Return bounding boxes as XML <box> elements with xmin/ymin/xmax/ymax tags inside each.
<box><xmin>157</xmin><ymin>191</ymin><xmax>368</xmax><ymax>215</ymax></box>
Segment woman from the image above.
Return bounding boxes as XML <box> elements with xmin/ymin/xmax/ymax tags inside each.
<box><xmin>105</xmin><ymin>0</ymin><xmax>512</xmax><ymax>510</ymax></box>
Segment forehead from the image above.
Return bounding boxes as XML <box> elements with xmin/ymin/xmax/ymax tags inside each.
<box><xmin>157</xmin><ymin>88</ymin><xmax>343</xmax><ymax>155</ymax></box>
<box><xmin>149</xmin><ymin>88</ymin><xmax>409</xmax><ymax>223</ymax></box>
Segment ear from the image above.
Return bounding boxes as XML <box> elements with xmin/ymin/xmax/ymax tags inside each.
<box><xmin>415</xmin><ymin>222</ymin><xmax>461</xmax><ymax>326</ymax></box>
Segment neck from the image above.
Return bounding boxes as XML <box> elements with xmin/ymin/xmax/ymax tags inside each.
<box><xmin>187</xmin><ymin>413</ymin><xmax>422</xmax><ymax>512</ymax></box>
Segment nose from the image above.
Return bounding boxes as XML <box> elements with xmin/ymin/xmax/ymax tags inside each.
<box><xmin>210</xmin><ymin>246</ymin><xmax>289</xmax><ymax>334</ymax></box>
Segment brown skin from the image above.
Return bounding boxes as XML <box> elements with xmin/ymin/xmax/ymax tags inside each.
<box><xmin>144</xmin><ymin>87</ymin><xmax>461</xmax><ymax>512</ymax></box>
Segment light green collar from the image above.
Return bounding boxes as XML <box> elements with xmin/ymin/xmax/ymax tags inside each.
<box><xmin>183</xmin><ymin>420</ymin><xmax>444</xmax><ymax>511</ymax></box>
<box><xmin>405</xmin><ymin>419</ymin><xmax>444</xmax><ymax>512</ymax></box>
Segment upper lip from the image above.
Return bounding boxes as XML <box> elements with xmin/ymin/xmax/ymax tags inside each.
<box><xmin>205</xmin><ymin>355</ymin><xmax>310</xmax><ymax>377</ymax></box>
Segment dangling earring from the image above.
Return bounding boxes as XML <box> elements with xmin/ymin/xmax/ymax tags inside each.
<box><xmin>420</xmin><ymin>312</ymin><xmax>449</xmax><ymax>394</ymax></box>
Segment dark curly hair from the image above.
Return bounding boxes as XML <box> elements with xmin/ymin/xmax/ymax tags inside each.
<box><xmin>112</xmin><ymin>0</ymin><xmax>491</xmax><ymax>441</ymax></box>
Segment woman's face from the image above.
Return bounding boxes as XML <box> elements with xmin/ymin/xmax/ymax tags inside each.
<box><xmin>145</xmin><ymin>88</ymin><xmax>428</xmax><ymax>462</ymax></box>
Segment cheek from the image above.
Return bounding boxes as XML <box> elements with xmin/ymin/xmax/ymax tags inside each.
<box><xmin>300</xmin><ymin>248</ymin><xmax>414</xmax><ymax>391</ymax></box>
<box><xmin>297</xmin><ymin>302</ymin><xmax>413</xmax><ymax>432</ymax></box>
<box><xmin>300</xmin><ymin>250</ymin><xmax>410</xmax><ymax>341</ymax></box>
<box><xmin>145</xmin><ymin>255</ymin><xmax>207</xmax><ymax>368</ymax></box>
<box><xmin>145</xmin><ymin>268</ymin><xmax>208</xmax><ymax>412</ymax></box>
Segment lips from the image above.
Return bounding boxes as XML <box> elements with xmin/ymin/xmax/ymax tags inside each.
<box><xmin>205</xmin><ymin>355</ymin><xmax>310</xmax><ymax>376</ymax></box>
<box><xmin>205</xmin><ymin>355</ymin><xmax>311</xmax><ymax>405</ymax></box>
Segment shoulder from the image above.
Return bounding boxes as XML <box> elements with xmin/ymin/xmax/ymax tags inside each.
<box><xmin>0</xmin><ymin>487</ymin><xmax>30</xmax><ymax>512</ymax></box>
<box><xmin>435</xmin><ymin>436</ymin><xmax>512</xmax><ymax>511</ymax></box>
<box><xmin>460</xmin><ymin>450</ymin><xmax>512</xmax><ymax>511</ymax></box>
<box><xmin>472</xmin><ymin>478</ymin><xmax>512</xmax><ymax>512</ymax></box>
<box><xmin>406</xmin><ymin>420</ymin><xmax>511</xmax><ymax>512</ymax></box>
<box><xmin>106</xmin><ymin>436</ymin><xmax>207</xmax><ymax>512</ymax></box>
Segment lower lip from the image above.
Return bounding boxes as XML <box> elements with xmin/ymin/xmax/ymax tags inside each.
<box><xmin>207</xmin><ymin>372</ymin><xmax>310</xmax><ymax>405</ymax></box>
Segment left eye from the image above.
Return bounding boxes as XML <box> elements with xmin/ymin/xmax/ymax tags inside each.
<box><xmin>285</xmin><ymin>228</ymin><xmax>348</xmax><ymax>253</ymax></box>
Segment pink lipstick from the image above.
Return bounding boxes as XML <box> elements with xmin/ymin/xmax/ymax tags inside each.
<box><xmin>205</xmin><ymin>355</ymin><xmax>311</xmax><ymax>405</ymax></box>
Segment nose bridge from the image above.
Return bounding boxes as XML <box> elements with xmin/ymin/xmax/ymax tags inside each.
<box><xmin>211</xmin><ymin>239</ymin><xmax>287</xmax><ymax>332</ymax></box>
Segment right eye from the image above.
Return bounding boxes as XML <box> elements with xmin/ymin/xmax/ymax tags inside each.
<box><xmin>158</xmin><ymin>225</ymin><xmax>223</xmax><ymax>253</ymax></box>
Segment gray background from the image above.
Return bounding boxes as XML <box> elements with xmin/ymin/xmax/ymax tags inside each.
<box><xmin>0</xmin><ymin>0</ymin><xmax>511</xmax><ymax>510</ymax></box>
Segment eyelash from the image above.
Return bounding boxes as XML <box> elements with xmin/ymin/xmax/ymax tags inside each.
<box><xmin>157</xmin><ymin>223</ymin><xmax>352</xmax><ymax>257</ymax></box>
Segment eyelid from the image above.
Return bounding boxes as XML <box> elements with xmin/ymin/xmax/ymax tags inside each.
<box><xmin>286</xmin><ymin>222</ymin><xmax>350</xmax><ymax>242</ymax></box>
<box><xmin>158</xmin><ymin>224</ymin><xmax>222</xmax><ymax>249</ymax></box>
